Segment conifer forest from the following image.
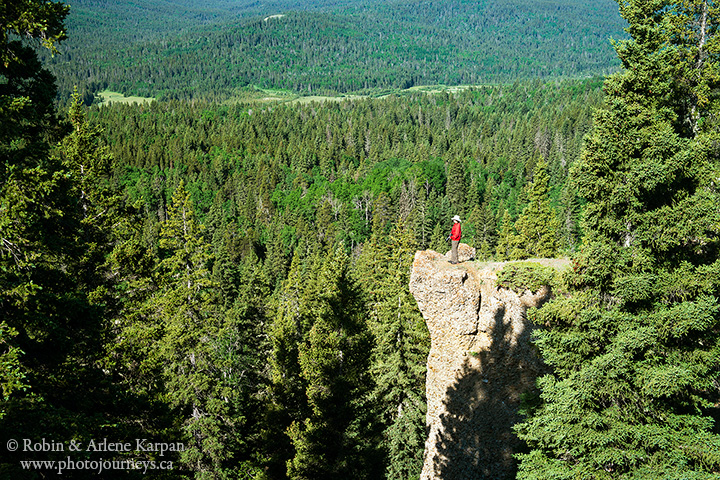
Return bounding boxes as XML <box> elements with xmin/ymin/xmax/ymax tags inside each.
<box><xmin>1</xmin><ymin>0</ymin><xmax>719</xmax><ymax>479</ymax></box>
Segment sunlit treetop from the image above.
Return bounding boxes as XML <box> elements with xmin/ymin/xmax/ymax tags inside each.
<box><xmin>1</xmin><ymin>0</ymin><xmax>69</xmax><ymax>65</ymax></box>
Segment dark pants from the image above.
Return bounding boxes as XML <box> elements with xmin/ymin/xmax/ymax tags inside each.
<box><xmin>451</xmin><ymin>240</ymin><xmax>459</xmax><ymax>263</ymax></box>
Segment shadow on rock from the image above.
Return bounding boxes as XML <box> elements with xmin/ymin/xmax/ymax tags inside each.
<box><xmin>431</xmin><ymin>304</ymin><xmax>545</xmax><ymax>480</ymax></box>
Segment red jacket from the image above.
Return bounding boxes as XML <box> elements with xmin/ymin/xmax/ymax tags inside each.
<box><xmin>451</xmin><ymin>222</ymin><xmax>462</xmax><ymax>241</ymax></box>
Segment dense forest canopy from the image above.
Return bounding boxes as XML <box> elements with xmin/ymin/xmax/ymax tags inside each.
<box><xmin>91</xmin><ymin>78</ymin><xmax>600</xmax><ymax>258</ymax></box>
<box><xmin>2</xmin><ymin>0</ymin><xmax>719</xmax><ymax>479</ymax></box>
<box><xmin>46</xmin><ymin>0</ymin><xmax>628</xmax><ymax>102</ymax></box>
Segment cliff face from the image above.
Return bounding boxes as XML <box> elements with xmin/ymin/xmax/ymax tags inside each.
<box><xmin>409</xmin><ymin>249</ymin><xmax>553</xmax><ymax>480</ymax></box>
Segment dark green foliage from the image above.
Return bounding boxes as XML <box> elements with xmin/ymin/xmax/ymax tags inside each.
<box><xmin>495</xmin><ymin>210</ymin><xmax>517</xmax><ymax>261</ymax></box>
<box><xmin>2</xmin><ymin>1</ymin><xmax>632</xmax><ymax>474</ymax></box>
<box><xmin>356</xmin><ymin>226</ymin><xmax>430</xmax><ymax>479</ymax></box>
<box><xmin>153</xmin><ymin>182</ymin><xmax>230</xmax><ymax>473</ymax></box>
<box><xmin>512</xmin><ymin>158</ymin><xmax>560</xmax><ymax>259</ymax></box>
<box><xmin>496</xmin><ymin>262</ymin><xmax>559</xmax><ymax>295</ymax></box>
<box><xmin>466</xmin><ymin>200</ymin><xmax>497</xmax><ymax>260</ymax></box>
<box><xmin>0</xmin><ymin>3</ymin><xmax>136</xmax><ymax>476</ymax></box>
<box><xmin>557</xmin><ymin>182</ymin><xmax>582</xmax><ymax>252</ymax></box>
<box><xmin>1</xmin><ymin>0</ymin><xmax>68</xmax><ymax>60</ymax></box>
<box><xmin>515</xmin><ymin>1</ymin><xmax>720</xmax><ymax>478</ymax></box>
<box><xmin>446</xmin><ymin>157</ymin><xmax>469</xmax><ymax>218</ymax></box>
<box><xmin>269</xmin><ymin>247</ymin><xmax>380</xmax><ymax>479</ymax></box>
<box><xmin>107</xmin><ymin>181</ymin><xmax>269</xmax><ymax>478</ymax></box>
<box><xmin>47</xmin><ymin>0</ymin><xmax>627</xmax><ymax>101</ymax></box>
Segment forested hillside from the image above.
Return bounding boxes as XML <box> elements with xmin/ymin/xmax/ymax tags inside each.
<box><xmin>47</xmin><ymin>0</ymin><xmax>627</xmax><ymax>101</ymax></box>
<box><xmin>2</xmin><ymin>0</ymin><xmax>719</xmax><ymax>479</ymax></box>
<box><xmin>96</xmin><ymin>79</ymin><xmax>599</xmax><ymax>258</ymax></box>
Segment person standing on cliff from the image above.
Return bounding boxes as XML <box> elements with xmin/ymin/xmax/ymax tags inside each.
<box><xmin>450</xmin><ymin>215</ymin><xmax>462</xmax><ymax>264</ymax></box>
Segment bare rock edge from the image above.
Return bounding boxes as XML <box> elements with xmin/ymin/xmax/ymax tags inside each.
<box><xmin>409</xmin><ymin>248</ymin><xmax>554</xmax><ymax>480</ymax></box>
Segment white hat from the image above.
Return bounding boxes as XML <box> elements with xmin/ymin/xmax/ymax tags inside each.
<box><xmin>452</xmin><ymin>215</ymin><xmax>461</xmax><ymax>222</ymax></box>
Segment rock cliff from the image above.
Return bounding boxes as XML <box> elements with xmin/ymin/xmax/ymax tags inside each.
<box><xmin>409</xmin><ymin>248</ymin><xmax>558</xmax><ymax>480</ymax></box>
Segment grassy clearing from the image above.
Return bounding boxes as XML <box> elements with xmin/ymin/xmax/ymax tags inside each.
<box><xmin>225</xmin><ymin>86</ymin><xmax>369</xmax><ymax>105</ymax></box>
<box><xmin>98</xmin><ymin>90</ymin><xmax>155</xmax><ymax>106</ymax></box>
<box><xmin>99</xmin><ymin>83</ymin><xmax>501</xmax><ymax>108</ymax></box>
<box><xmin>290</xmin><ymin>94</ymin><xmax>367</xmax><ymax>104</ymax></box>
<box><xmin>263</xmin><ymin>14</ymin><xmax>286</xmax><ymax>21</ymax></box>
<box><xmin>224</xmin><ymin>86</ymin><xmax>298</xmax><ymax>104</ymax></box>
<box><xmin>225</xmin><ymin>84</ymin><xmax>500</xmax><ymax>106</ymax></box>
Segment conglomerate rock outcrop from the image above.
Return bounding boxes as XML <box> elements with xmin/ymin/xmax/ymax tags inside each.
<box><xmin>409</xmin><ymin>247</ymin><xmax>555</xmax><ymax>480</ymax></box>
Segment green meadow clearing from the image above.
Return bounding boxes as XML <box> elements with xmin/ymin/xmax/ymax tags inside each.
<box><xmin>98</xmin><ymin>89</ymin><xmax>155</xmax><ymax>106</ymax></box>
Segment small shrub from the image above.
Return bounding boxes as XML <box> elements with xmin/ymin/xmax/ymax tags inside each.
<box><xmin>496</xmin><ymin>262</ymin><xmax>557</xmax><ymax>294</ymax></box>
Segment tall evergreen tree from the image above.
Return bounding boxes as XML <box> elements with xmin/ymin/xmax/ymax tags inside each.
<box><xmin>109</xmin><ymin>181</ymin><xmax>256</xmax><ymax>477</ymax></box>
<box><xmin>61</xmin><ymin>88</ymin><xmax>123</xmax><ymax>285</ymax></box>
<box><xmin>515</xmin><ymin>1</ymin><xmax>720</xmax><ymax>478</ymax></box>
<box><xmin>372</xmin><ymin>191</ymin><xmax>394</xmax><ymax>235</ymax></box>
<box><xmin>467</xmin><ymin>201</ymin><xmax>497</xmax><ymax>260</ymax></box>
<box><xmin>557</xmin><ymin>181</ymin><xmax>581</xmax><ymax>253</ymax></box>
<box><xmin>0</xmin><ymin>2</ymin><xmax>136</xmax><ymax>475</ymax></box>
<box><xmin>153</xmin><ymin>181</ymin><xmax>245</xmax><ymax>476</ymax></box>
<box><xmin>269</xmin><ymin>246</ymin><xmax>380</xmax><ymax>480</ymax></box>
<box><xmin>495</xmin><ymin>210</ymin><xmax>516</xmax><ymax>261</ymax></box>
<box><xmin>446</xmin><ymin>157</ymin><xmax>469</xmax><ymax>217</ymax></box>
<box><xmin>0</xmin><ymin>0</ymin><xmax>70</xmax><ymax>407</ymax></box>
<box><xmin>265</xmin><ymin>250</ymin><xmax>311</xmax><ymax>477</ymax></box>
<box><xmin>356</xmin><ymin>225</ymin><xmax>430</xmax><ymax>480</ymax></box>
<box><xmin>512</xmin><ymin>158</ymin><xmax>559</xmax><ymax>259</ymax></box>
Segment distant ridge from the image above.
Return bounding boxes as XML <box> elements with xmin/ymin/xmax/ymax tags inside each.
<box><xmin>48</xmin><ymin>0</ymin><xmax>627</xmax><ymax>101</ymax></box>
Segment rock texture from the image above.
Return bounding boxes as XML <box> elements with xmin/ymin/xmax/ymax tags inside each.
<box><xmin>444</xmin><ymin>243</ymin><xmax>476</xmax><ymax>263</ymax></box>
<box><xmin>409</xmin><ymin>248</ymin><xmax>553</xmax><ymax>480</ymax></box>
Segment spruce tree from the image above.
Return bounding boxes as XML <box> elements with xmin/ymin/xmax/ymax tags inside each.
<box><xmin>356</xmin><ymin>225</ymin><xmax>430</xmax><ymax>480</ymax></box>
<box><xmin>154</xmin><ymin>182</ymin><xmax>223</xmax><ymax>472</ymax></box>
<box><xmin>429</xmin><ymin>222</ymin><xmax>449</xmax><ymax>254</ymax></box>
<box><xmin>468</xmin><ymin>201</ymin><xmax>497</xmax><ymax>260</ymax></box>
<box><xmin>446</xmin><ymin>157</ymin><xmax>469</xmax><ymax>217</ymax></box>
<box><xmin>0</xmin><ymin>0</ymin><xmax>70</xmax><ymax>396</ymax></box>
<box><xmin>372</xmin><ymin>191</ymin><xmax>394</xmax><ymax>235</ymax></box>
<box><xmin>0</xmin><ymin>1</ymin><xmax>130</xmax><ymax>471</ymax></box>
<box><xmin>61</xmin><ymin>88</ymin><xmax>123</xmax><ymax>285</ymax></box>
<box><xmin>557</xmin><ymin>182</ymin><xmax>581</xmax><ymax>253</ymax></box>
<box><xmin>269</xmin><ymin>246</ymin><xmax>380</xmax><ymax>480</ymax></box>
<box><xmin>134</xmin><ymin>181</ymin><xmax>256</xmax><ymax>476</ymax></box>
<box><xmin>495</xmin><ymin>210</ymin><xmax>516</xmax><ymax>261</ymax></box>
<box><xmin>515</xmin><ymin>1</ymin><xmax>720</xmax><ymax>478</ymax></box>
<box><xmin>266</xmin><ymin>250</ymin><xmax>311</xmax><ymax>477</ymax></box>
<box><xmin>512</xmin><ymin>158</ymin><xmax>559</xmax><ymax>259</ymax></box>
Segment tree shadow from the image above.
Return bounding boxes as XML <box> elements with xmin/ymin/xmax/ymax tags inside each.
<box><xmin>431</xmin><ymin>302</ymin><xmax>547</xmax><ymax>479</ymax></box>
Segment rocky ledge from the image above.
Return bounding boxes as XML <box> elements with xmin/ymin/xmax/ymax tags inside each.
<box><xmin>409</xmin><ymin>247</ymin><xmax>556</xmax><ymax>480</ymax></box>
